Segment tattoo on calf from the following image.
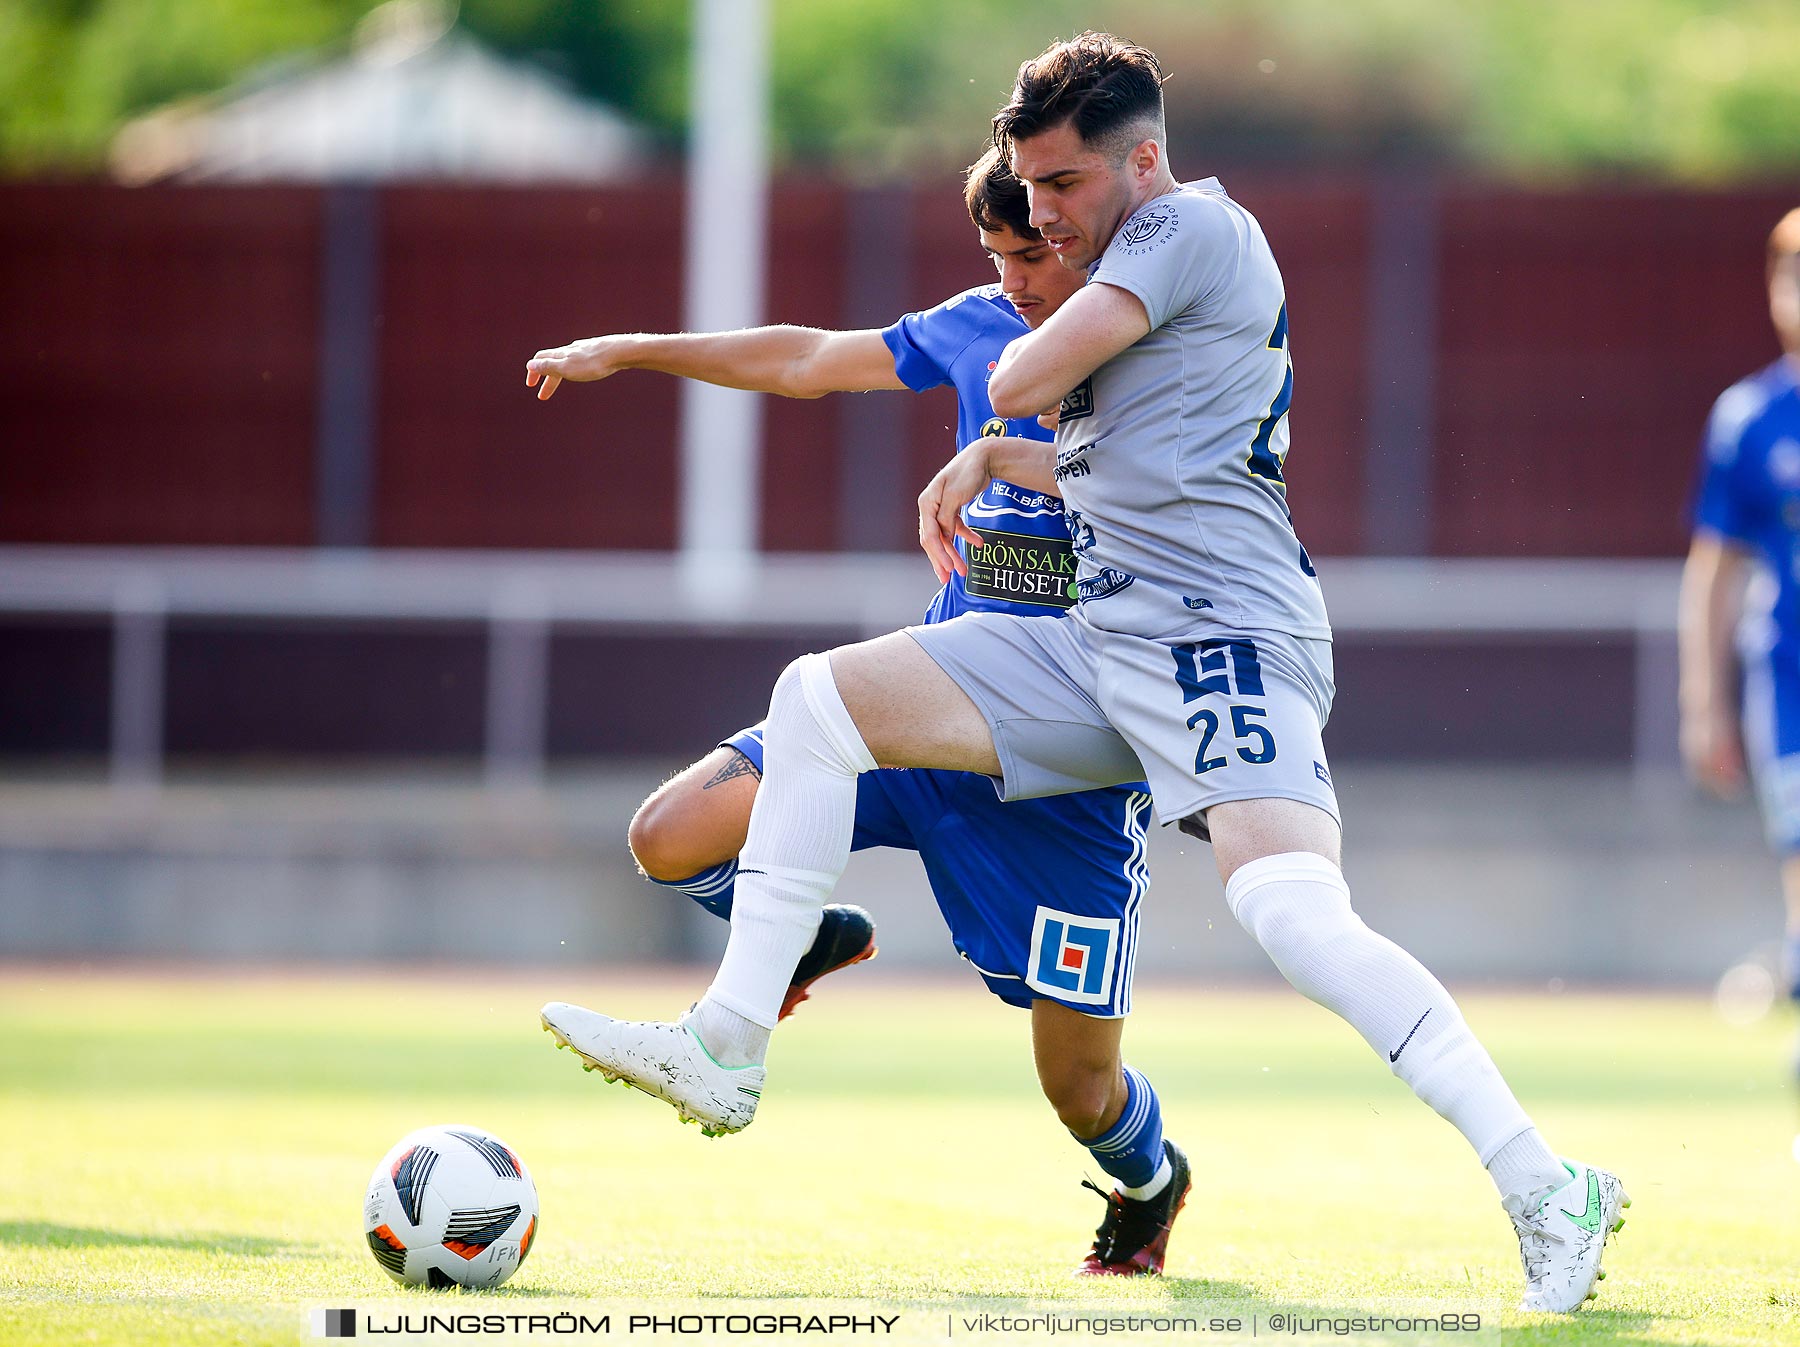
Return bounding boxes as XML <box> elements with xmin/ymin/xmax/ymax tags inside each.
<box><xmin>703</xmin><ymin>751</ymin><xmax>761</xmax><ymax>789</ymax></box>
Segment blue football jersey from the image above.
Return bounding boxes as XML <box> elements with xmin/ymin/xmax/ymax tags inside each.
<box><xmin>1693</xmin><ymin>358</ymin><xmax>1800</xmax><ymax>658</ymax></box>
<box><xmin>882</xmin><ymin>285</ymin><xmax>1075</xmax><ymax>621</ymax></box>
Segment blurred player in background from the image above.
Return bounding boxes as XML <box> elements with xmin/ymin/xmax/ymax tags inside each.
<box><xmin>532</xmin><ymin>32</ymin><xmax>1629</xmax><ymax>1313</ymax></box>
<box><xmin>1678</xmin><ymin>206</ymin><xmax>1800</xmax><ymax>1141</ymax></box>
<box><xmin>526</xmin><ymin>149</ymin><xmax>1191</xmax><ymax>1275</ymax></box>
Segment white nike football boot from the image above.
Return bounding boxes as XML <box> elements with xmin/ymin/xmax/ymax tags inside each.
<box><xmin>1505</xmin><ymin>1158</ymin><xmax>1629</xmax><ymax>1313</ymax></box>
<box><xmin>539</xmin><ymin>1002</ymin><xmax>763</xmax><ymax>1137</ymax></box>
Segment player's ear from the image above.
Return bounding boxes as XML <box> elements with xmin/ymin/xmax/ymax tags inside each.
<box><xmin>1129</xmin><ymin>137</ymin><xmax>1160</xmax><ymax>183</ymax></box>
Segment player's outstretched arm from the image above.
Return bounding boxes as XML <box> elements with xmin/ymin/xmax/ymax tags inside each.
<box><xmin>916</xmin><ymin>436</ymin><xmax>1057</xmax><ymax>583</ymax></box>
<box><xmin>988</xmin><ymin>282</ymin><xmax>1149</xmax><ymax>419</ymax></box>
<box><xmin>1677</xmin><ymin>529</ymin><xmax>1752</xmax><ymax>796</ymax></box>
<box><xmin>525</xmin><ymin>327</ymin><xmax>906</xmax><ymax>402</ymax></box>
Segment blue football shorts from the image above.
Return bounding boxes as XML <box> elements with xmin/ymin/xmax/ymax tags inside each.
<box><xmin>1740</xmin><ymin>640</ymin><xmax>1800</xmax><ymax>853</ymax></box>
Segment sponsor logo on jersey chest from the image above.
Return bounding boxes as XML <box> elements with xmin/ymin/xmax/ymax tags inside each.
<box><xmin>1772</xmin><ymin>438</ymin><xmax>1800</xmax><ymax>487</ymax></box>
<box><xmin>1076</xmin><ymin>567</ymin><xmax>1135</xmax><ymax>602</ymax></box>
<box><xmin>1054</xmin><ymin>441</ymin><xmax>1091</xmax><ymax>482</ymax></box>
<box><xmin>1059</xmin><ymin>377</ymin><xmax>1094</xmax><ymax>423</ymax></box>
<box><xmin>963</xmin><ymin>526</ymin><xmax>1076</xmax><ymax>608</ymax></box>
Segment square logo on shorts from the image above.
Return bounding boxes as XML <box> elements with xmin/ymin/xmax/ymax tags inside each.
<box><xmin>1027</xmin><ymin>906</ymin><xmax>1120</xmax><ymax>1006</ymax></box>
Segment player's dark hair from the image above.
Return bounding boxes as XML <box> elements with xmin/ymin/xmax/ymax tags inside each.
<box><xmin>964</xmin><ymin>145</ymin><xmax>1037</xmax><ymax>239</ymax></box>
<box><xmin>992</xmin><ymin>32</ymin><xmax>1166</xmax><ymax>161</ymax></box>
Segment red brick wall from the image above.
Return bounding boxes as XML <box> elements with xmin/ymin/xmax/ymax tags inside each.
<box><xmin>3</xmin><ymin>178</ymin><xmax>1795</xmax><ymax>556</ymax></box>
<box><xmin>0</xmin><ymin>184</ymin><xmax>320</xmax><ymax>544</ymax></box>
<box><xmin>372</xmin><ymin>185</ymin><xmax>681</xmax><ymax>549</ymax></box>
<box><xmin>1432</xmin><ymin>187</ymin><xmax>1795</xmax><ymax>556</ymax></box>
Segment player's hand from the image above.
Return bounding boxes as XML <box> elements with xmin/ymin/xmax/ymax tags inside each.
<box><xmin>916</xmin><ymin>444</ymin><xmax>992</xmax><ymax>585</ymax></box>
<box><xmin>1680</xmin><ymin>706</ymin><xmax>1746</xmax><ymax>798</ymax></box>
<box><xmin>525</xmin><ymin>336</ymin><xmax>629</xmax><ymax>401</ymax></box>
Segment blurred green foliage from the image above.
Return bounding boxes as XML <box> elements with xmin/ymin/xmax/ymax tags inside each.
<box><xmin>3</xmin><ymin>0</ymin><xmax>1798</xmax><ymax>180</ymax></box>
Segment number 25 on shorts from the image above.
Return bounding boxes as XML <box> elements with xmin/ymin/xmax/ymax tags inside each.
<box><xmin>1187</xmin><ymin>705</ymin><xmax>1276</xmax><ymax>774</ymax></box>
<box><xmin>1172</xmin><ymin>640</ymin><xmax>1278</xmax><ymax>776</ymax></box>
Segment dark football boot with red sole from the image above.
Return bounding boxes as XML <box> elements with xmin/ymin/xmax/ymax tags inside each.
<box><xmin>1076</xmin><ymin>1140</ymin><xmax>1192</xmax><ymax>1276</ymax></box>
<box><xmin>779</xmin><ymin>904</ymin><xmax>877</xmax><ymax>1021</ymax></box>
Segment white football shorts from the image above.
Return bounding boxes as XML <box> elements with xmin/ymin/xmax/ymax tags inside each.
<box><xmin>906</xmin><ymin>606</ymin><xmax>1340</xmax><ymax>831</ymax></box>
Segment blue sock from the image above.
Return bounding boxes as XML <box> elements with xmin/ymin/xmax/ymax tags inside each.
<box><xmin>649</xmin><ymin>860</ymin><xmax>737</xmax><ymax>920</ymax></box>
<box><xmin>722</xmin><ymin>725</ymin><xmax>766</xmax><ymax>773</ymax></box>
<box><xmin>1082</xmin><ymin>1065</ymin><xmax>1166</xmax><ymax>1191</ymax></box>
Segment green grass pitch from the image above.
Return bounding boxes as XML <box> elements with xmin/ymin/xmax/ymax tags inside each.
<box><xmin>2</xmin><ymin>969</ymin><xmax>1797</xmax><ymax>1346</ymax></box>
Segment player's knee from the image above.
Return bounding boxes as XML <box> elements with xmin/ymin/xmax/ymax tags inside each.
<box><xmin>626</xmin><ymin>791</ymin><xmax>692</xmax><ymax>882</ymax></box>
<box><xmin>768</xmin><ymin>651</ymin><xmax>878</xmax><ymax>775</ymax></box>
<box><xmin>767</xmin><ymin>655</ymin><xmax>811</xmax><ymax>718</ymax></box>
<box><xmin>1226</xmin><ymin>853</ymin><xmax>1357</xmax><ymax>947</ymax></box>
<box><xmin>1042</xmin><ymin>1065</ymin><xmax>1118</xmax><ymax>1140</ymax></box>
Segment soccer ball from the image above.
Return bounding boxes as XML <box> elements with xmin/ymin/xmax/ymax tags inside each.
<box><xmin>363</xmin><ymin>1124</ymin><xmax>540</xmax><ymax>1289</ymax></box>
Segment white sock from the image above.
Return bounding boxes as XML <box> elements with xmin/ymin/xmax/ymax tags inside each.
<box><xmin>689</xmin><ymin>1000</ymin><xmax>769</xmax><ymax>1070</ymax></box>
<box><xmin>1118</xmin><ymin>1153</ymin><xmax>1173</xmax><ymax>1201</ymax></box>
<box><xmin>696</xmin><ymin>652</ymin><xmax>874</xmax><ymax>1062</ymax></box>
<box><xmin>1225</xmin><ymin>852</ymin><xmax>1544</xmax><ymax>1174</ymax></box>
<box><xmin>1488</xmin><ymin>1130</ymin><xmax>1567</xmax><ymax>1209</ymax></box>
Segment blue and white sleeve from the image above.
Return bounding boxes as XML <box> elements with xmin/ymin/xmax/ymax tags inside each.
<box><xmin>1691</xmin><ymin>389</ymin><xmax>1760</xmax><ymax>543</ymax></box>
<box><xmin>880</xmin><ymin>289</ymin><xmax>990</xmax><ymax>393</ymax></box>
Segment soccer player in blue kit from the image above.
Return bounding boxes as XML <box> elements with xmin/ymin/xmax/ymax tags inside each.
<box><xmin>1679</xmin><ymin>206</ymin><xmax>1800</xmax><ymax>1146</ymax></box>
<box><xmin>532</xmin><ymin>33</ymin><xmax>1632</xmax><ymax>1312</ymax></box>
<box><xmin>527</xmin><ymin>148</ymin><xmax>1191</xmax><ymax>1275</ymax></box>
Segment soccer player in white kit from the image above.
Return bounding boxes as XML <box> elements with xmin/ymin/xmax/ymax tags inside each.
<box><xmin>541</xmin><ymin>32</ymin><xmax>1628</xmax><ymax>1311</ymax></box>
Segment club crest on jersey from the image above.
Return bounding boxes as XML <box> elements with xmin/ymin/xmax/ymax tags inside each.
<box><xmin>980</xmin><ymin>417</ymin><xmax>1007</xmax><ymax>438</ymax></box>
<box><xmin>1028</xmin><ymin>907</ymin><xmax>1120</xmax><ymax>1005</ymax></box>
<box><xmin>1118</xmin><ymin>205</ymin><xmax>1180</xmax><ymax>257</ymax></box>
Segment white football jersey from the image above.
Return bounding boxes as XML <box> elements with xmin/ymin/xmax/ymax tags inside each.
<box><xmin>1054</xmin><ymin>177</ymin><xmax>1331</xmax><ymax>644</ymax></box>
